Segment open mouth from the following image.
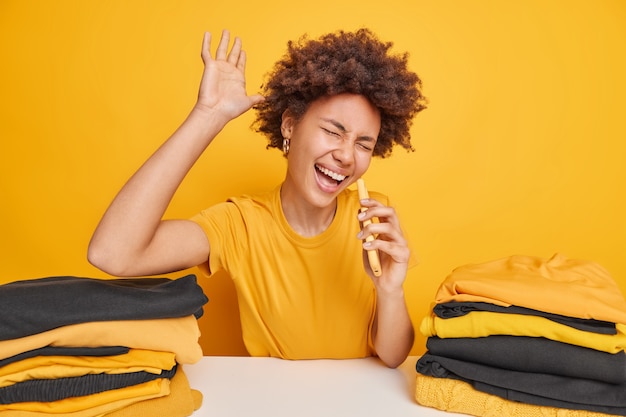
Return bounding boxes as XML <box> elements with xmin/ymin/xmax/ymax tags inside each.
<box><xmin>315</xmin><ymin>164</ymin><xmax>347</xmax><ymax>185</ymax></box>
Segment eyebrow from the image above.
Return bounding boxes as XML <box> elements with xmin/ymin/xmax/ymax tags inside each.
<box><xmin>320</xmin><ymin>118</ymin><xmax>377</xmax><ymax>142</ymax></box>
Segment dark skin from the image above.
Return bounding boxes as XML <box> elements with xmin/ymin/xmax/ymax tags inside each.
<box><xmin>88</xmin><ymin>30</ymin><xmax>414</xmax><ymax>368</ymax></box>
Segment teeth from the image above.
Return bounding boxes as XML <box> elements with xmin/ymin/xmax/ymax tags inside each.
<box><xmin>316</xmin><ymin>165</ymin><xmax>346</xmax><ymax>182</ymax></box>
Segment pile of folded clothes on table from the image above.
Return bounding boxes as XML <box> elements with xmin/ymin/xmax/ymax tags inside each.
<box><xmin>0</xmin><ymin>274</ymin><xmax>208</xmax><ymax>416</ymax></box>
<box><xmin>415</xmin><ymin>253</ymin><xmax>626</xmax><ymax>417</ymax></box>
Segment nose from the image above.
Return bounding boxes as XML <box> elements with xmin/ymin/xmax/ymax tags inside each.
<box><xmin>332</xmin><ymin>138</ymin><xmax>355</xmax><ymax>166</ymax></box>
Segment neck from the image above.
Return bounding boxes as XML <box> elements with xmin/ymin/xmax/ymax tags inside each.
<box><xmin>280</xmin><ymin>183</ymin><xmax>337</xmax><ymax>237</ymax></box>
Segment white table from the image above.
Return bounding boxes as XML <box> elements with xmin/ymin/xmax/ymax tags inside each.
<box><xmin>184</xmin><ymin>356</ymin><xmax>465</xmax><ymax>416</ymax></box>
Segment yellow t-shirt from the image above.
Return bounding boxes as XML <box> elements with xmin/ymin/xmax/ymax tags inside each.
<box><xmin>0</xmin><ymin>349</ymin><xmax>176</xmax><ymax>387</ymax></box>
<box><xmin>435</xmin><ymin>253</ymin><xmax>626</xmax><ymax>324</ymax></box>
<box><xmin>420</xmin><ymin>311</ymin><xmax>626</xmax><ymax>353</ymax></box>
<box><xmin>0</xmin><ymin>316</ymin><xmax>202</xmax><ymax>364</ymax></box>
<box><xmin>191</xmin><ymin>186</ymin><xmax>382</xmax><ymax>360</ymax></box>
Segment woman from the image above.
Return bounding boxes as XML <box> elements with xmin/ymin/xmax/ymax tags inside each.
<box><xmin>88</xmin><ymin>29</ymin><xmax>427</xmax><ymax>368</ymax></box>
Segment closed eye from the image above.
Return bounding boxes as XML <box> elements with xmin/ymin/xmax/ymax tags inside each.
<box><xmin>322</xmin><ymin>127</ymin><xmax>340</xmax><ymax>137</ymax></box>
<box><xmin>357</xmin><ymin>141</ymin><xmax>374</xmax><ymax>152</ymax></box>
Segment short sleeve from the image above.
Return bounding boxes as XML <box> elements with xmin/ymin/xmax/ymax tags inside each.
<box><xmin>189</xmin><ymin>201</ymin><xmax>248</xmax><ymax>277</ymax></box>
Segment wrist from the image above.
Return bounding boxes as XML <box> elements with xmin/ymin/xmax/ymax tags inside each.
<box><xmin>375</xmin><ymin>285</ymin><xmax>405</xmax><ymax>301</ymax></box>
<box><xmin>190</xmin><ymin>102</ymin><xmax>231</xmax><ymax>131</ymax></box>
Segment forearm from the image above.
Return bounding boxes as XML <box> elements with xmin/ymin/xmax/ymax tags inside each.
<box><xmin>88</xmin><ymin>30</ymin><xmax>263</xmax><ymax>276</ymax></box>
<box><xmin>372</xmin><ymin>288</ymin><xmax>414</xmax><ymax>368</ymax></box>
<box><xmin>87</xmin><ymin>106</ymin><xmax>225</xmax><ymax>274</ymax></box>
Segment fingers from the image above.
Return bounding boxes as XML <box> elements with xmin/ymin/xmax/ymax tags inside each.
<box><xmin>357</xmin><ymin>201</ymin><xmax>408</xmax><ymax>263</ymax></box>
<box><xmin>228</xmin><ymin>37</ymin><xmax>243</xmax><ymax>66</ymax></box>
<box><xmin>358</xmin><ymin>200</ymin><xmax>402</xmax><ymax>230</ymax></box>
<box><xmin>235</xmin><ymin>48</ymin><xmax>246</xmax><ymax>71</ymax></box>
<box><xmin>362</xmin><ymin>228</ymin><xmax>410</xmax><ymax>266</ymax></box>
<box><xmin>360</xmin><ymin>220</ymin><xmax>406</xmax><ymax>250</ymax></box>
<box><xmin>201</xmin><ymin>32</ymin><xmax>212</xmax><ymax>63</ymax></box>
<box><xmin>203</xmin><ymin>29</ymin><xmax>245</xmax><ymax>67</ymax></box>
<box><xmin>215</xmin><ymin>29</ymin><xmax>230</xmax><ymax>60</ymax></box>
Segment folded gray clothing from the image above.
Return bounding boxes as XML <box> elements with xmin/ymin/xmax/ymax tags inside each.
<box><xmin>0</xmin><ymin>365</ymin><xmax>177</xmax><ymax>404</ymax></box>
<box><xmin>0</xmin><ymin>346</ymin><xmax>130</xmax><ymax>368</ymax></box>
<box><xmin>0</xmin><ymin>274</ymin><xmax>208</xmax><ymax>340</ymax></box>
<box><xmin>433</xmin><ymin>302</ymin><xmax>616</xmax><ymax>334</ymax></box>
<box><xmin>427</xmin><ymin>336</ymin><xmax>626</xmax><ymax>384</ymax></box>
<box><xmin>417</xmin><ymin>353</ymin><xmax>626</xmax><ymax>414</ymax></box>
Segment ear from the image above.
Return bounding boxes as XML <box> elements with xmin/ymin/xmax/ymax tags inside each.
<box><xmin>281</xmin><ymin>109</ymin><xmax>295</xmax><ymax>139</ymax></box>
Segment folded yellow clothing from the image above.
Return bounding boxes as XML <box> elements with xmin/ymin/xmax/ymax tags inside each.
<box><xmin>0</xmin><ymin>379</ymin><xmax>169</xmax><ymax>413</ymax></box>
<box><xmin>0</xmin><ymin>390</ymin><xmax>163</xmax><ymax>417</ymax></box>
<box><xmin>434</xmin><ymin>253</ymin><xmax>626</xmax><ymax>325</ymax></box>
<box><xmin>415</xmin><ymin>372</ymin><xmax>616</xmax><ymax>417</ymax></box>
<box><xmin>0</xmin><ymin>366</ymin><xmax>198</xmax><ymax>417</ymax></box>
<box><xmin>420</xmin><ymin>311</ymin><xmax>626</xmax><ymax>353</ymax></box>
<box><xmin>0</xmin><ymin>349</ymin><xmax>176</xmax><ymax>388</ymax></box>
<box><xmin>99</xmin><ymin>365</ymin><xmax>202</xmax><ymax>417</ymax></box>
<box><xmin>0</xmin><ymin>366</ymin><xmax>200</xmax><ymax>417</ymax></box>
<box><xmin>0</xmin><ymin>316</ymin><xmax>202</xmax><ymax>364</ymax></box>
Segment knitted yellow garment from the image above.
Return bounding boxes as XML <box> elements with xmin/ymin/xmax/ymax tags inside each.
<box><xmin>415</xmin><ymin>372</ymin><xmax>616</xmax><ymax>417</ymax></box>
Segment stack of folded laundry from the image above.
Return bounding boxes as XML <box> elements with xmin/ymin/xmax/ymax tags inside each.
<box><xmin>415</xmin><ymin>253</ymin><xmax>626</xmax><ymax>417</ymax></box>
<box><xmin>0</xmin><ymin>274</ymin><xmax>208</xmax><ymax>416</ymax></box>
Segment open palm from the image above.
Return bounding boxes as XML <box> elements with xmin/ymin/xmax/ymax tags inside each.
<box><xmin>196</xmin><ymin>30</ymin><xmax>264</xmax><ymax>121</ymax></box>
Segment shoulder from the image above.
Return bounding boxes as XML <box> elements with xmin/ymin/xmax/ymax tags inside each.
<box><xmin>190</xmin><ymin>188</ymin><xmax>277</xmax><ymax>227</ymax></box>
<box><xmin>226</xmin><ymin>187</ymin><xmax>278</xmax><ymax>215</ymax></box>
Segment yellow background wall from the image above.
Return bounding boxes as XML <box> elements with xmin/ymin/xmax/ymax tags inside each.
<box><xmin>1</xmin><ymin>0</ymin><xmax>624</xmax><ymax>356</ymax></box>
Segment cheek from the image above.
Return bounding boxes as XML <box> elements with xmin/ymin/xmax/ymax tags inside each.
<box><xmin>354</xmin><ymin>153</ymin><xmax>373</xmax><ymax>175</ymax></box>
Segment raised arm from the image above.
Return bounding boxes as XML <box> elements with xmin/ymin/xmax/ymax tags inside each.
<box><xmin>88</xmin><ymin>30</ymin><xmax>264</xmax><ymax>277</ymax></box>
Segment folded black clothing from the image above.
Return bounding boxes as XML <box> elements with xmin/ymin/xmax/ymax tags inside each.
<box><xmin>0</xmin><ymin>365</ymin><xmax>177</xmax><ymax>404</ymax></box>
<box><xmin>0</xmin><ymin>274</ymin><xmax>208</xmax><ymax>341</ymax></box>
<box><xmin>417</xmin><ymin>353</ymin><xmax>626</xmax><ymax>414</ymax></box>
<box><xmin>0</xmin><ymin>346</ymin><xmax>130</xmax><ymax>368</ymax></box>
<box><xmin>433</xmin><ymin>302</ymin><xmax>617</xmax><ymax>334</ymax></box>
<box><xmin>427</xmin><ymin>336</ymin><xmax>626</xmax><ymax>384</ymax></box>
<box><xmin>487</xmin><ymin>384</ymin><xmax>626</xmax><ymax>416</ymax></box>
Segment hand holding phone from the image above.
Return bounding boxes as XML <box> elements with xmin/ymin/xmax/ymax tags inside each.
<box><xmin>356</xmin><ymin>179</ymin><xmax>382</xmax><ymax>277</ymax></box>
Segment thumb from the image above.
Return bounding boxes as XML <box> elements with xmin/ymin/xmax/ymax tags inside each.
<box><xmin>249</xmin><ymin>94</ymin><xmax>265</xmax><ymax>106</ymax></box>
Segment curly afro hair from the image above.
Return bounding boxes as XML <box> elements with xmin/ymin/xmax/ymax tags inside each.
<box><xmin>252</xmin><ymin>28</ymin><xmax>427</xmax><ymax>158</ymax></box>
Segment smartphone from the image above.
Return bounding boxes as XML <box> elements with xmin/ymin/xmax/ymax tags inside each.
<box><xmin>356</xmin><ymin>179</ymin><xmax>382</xmax><ymax>277</ymax></box>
